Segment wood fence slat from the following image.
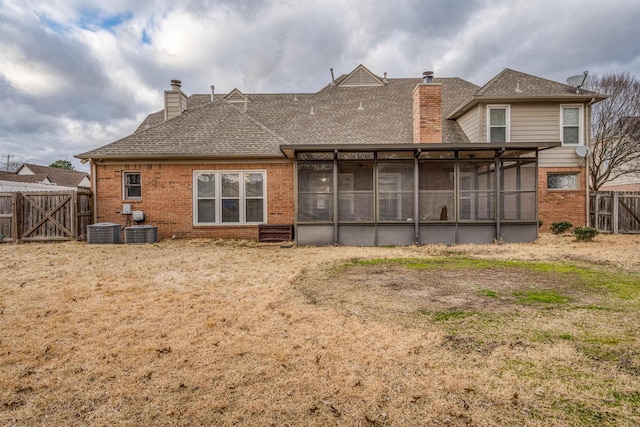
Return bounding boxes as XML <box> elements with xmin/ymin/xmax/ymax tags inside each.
<box><xmin>591</xmin><ymin>190</ymin><xmax>640</xmax><ymax>234</ymax></box>
<box><xmin>0</xmin><ymin>191</ymin><xmax>93</xmax><ymax>243</ymax></box>
<box><xmin>619</xmin><ymin>199</ymin><xmax>640</xmax><ymax>226</ymax></box>
<box><xmin>0</xmin><ymin>193</ymin><xmax>16</xmax><ymax>241</ymax></box>
<box><xmin>21</xmin><ymin>194</ymin><xmax>73</xmax><ymax>239</ymax></box>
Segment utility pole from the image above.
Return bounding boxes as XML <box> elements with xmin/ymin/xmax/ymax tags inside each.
<box><xmin>2</xmin><ymin>154</ymin><xmax>14</xmax><ymax>171</ymax></box>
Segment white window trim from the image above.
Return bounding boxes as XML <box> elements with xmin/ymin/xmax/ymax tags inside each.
<box><xmin>193</xmin><ymin>170</ymin><xmax>267</xmax><ymax>225</ymax></box>
<box><xmin>560</xmin><ymin>104</ymin><xmax>584</xmax><ymax>146</ymax></box>
<box><xmin>486</xmin><ymin>105</ymin><xmax>511</xmax><ymax>143</ymax></box>
<box><xmin>123</xmin><ymin>171</ymin><xmax>141</xmax><ymax>200</ymax></box>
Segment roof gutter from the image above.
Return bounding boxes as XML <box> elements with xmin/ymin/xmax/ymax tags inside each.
<box><xmin>280</xmin><ymin>141</ymin><xmax>561</xmax><ymax>159</ymax></box>
<box><xmin>74</xmin><ymin>152</ymin><xmax>286</xmax><ymax>161</ymax></box>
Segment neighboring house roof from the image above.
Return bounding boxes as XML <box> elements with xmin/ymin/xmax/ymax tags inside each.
<box><xmin>0</xmin><ymin>171</ymin><xmax>52</xmax><ymax>184</ymax></box>
<box><xmin>76</xmin><ymin>65</ymin><xmax>601</xmax><ymax>161</ymax></box>
<box><xmin>14</xmin><ymin>164</ymin><xmax>91</xmax><ymax>188</ymax></box>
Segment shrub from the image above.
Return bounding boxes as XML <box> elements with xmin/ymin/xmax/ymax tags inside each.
<box><xmin>550</xmin><ymin>221</ymin><xmax>573</xmax><ymax>234</ymax></box>
<box><xmin>574</xmin><ymin>226</ymin><xmax>599</xmax><ymax>241</ymax></box>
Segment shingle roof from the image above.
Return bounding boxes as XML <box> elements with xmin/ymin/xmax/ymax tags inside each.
<box><xmin>1</xmin><ymin>165</ymin><xmax>90</xmax><ymax>187</ymax></box>
<box><xmin>85</xmin><ymin>100</ymin><xmax>286</xmax><ymax>158</ymax></box>
<box><xmin>77</xmin><ymin>66</ymin><xmax>603</xmax><ymax>160</ymax></box>
<box><xmin>448</xmin><ymin>68</ymin><xmax>607</xmax><ymax>118</ymax></box>
<box><xmin>476</xmin><ymin>68</ymin><xmax>602</xmax><ymax>98</ymax></box>
<box><xmin>0</xmin><ymin>171</ymin><xmax>50</xmax><ymax>183</ymax></box>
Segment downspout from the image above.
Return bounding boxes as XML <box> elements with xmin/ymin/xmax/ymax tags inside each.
<box><xmin>91</xmin><ymin>161</ymin><xmax>98</xmax><ymax>224</ymax></box>
<box><xmin>333</xmin><ymin>149</ymin><xmax>339</xmax><ymax>246</ymax></box>
<box><xmin>292</xmin><ymin>154</ymin><xmax>298</xmax><ymax>246</ymax></box>
<box><xmin>414</xmin><ymin>149</ymin><xmax>421</xmax><ymax>244</ymax></box>
<box><xmin>495</xmin><ymin>152</ymin><xmax>502</xmax><ymax>242</ymax></box>
<box><xmin>585</xmin><ymin>98</ymin><xmax>597</xmax><ymax>226</ymax></box>
<box><xmin>535</xmin><ymin>151</ymin><xmax>539</xmax><ymax>239</ymax></box>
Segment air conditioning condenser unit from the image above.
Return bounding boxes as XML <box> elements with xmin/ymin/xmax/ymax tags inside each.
<box><xmin>87</xmin><ymin>223</ymin><xmax>121</xmax><ymax>244</ymax></box>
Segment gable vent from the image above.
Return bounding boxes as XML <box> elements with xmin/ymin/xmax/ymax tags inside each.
<box><xmin>225</xmin><ymin>89</ymin><xmax>250</xmax><ymax>103</ymax></box>
<box><xmin>340</xmin><ymin>65</ymin><xmax>384</xmax><ymax>87</ymax></box>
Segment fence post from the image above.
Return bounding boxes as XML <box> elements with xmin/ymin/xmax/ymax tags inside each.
<box><xmin>11</xmin><ymin>193</ymin><xmax>19</xmax><ymax>242</ymax></box>
<box><xmin>612</xmin><ymin>192</ymin><xmax>619</xmax><ymax>234</ymax></box>
<box><xmin>72</xmin><ymin>191</ymin><xmax>78</xmax><ymax>240</ymax></box>
<box><xmin>14</xmin><ymin>192</ymin><xmax>21</xmax><ymax>242</ymax></box>
<box><xmin>594</xmin><ymin>192</ymin><xmax>600</xmax><ymax>231</ymax></box>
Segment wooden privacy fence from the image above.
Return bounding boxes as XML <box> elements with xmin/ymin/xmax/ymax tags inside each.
<box><xmin>0</xmin><ymin>191</ymin><xmax>92</xmax><ymax>242</ymax></box>
<box><xmin>590</xmin><ymin>191</ymin><xmax>640</xmax><ymax>234</ymax></box>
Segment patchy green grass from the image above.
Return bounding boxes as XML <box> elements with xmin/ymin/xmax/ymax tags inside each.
<box><xmin>298</xmin><ymin>255</ymin><xmax>640</xmax><ymax>426</ymax></box>
<box><xmin>513</xmin><ymin>289</ymin><xmax>571</xmax><ymax>304</ymax></box>
<box><xmin>552</xmin><ymin>400</ymin><xmax>618</xmax><ymax>426</ymax></box>
<box><xmin>475</xmin><ymin>288</ymin><xmax>499</xmax><ymax>298</ymax></box>
<box><xmin>611</xmin><ymin>390</ymin><xmax>640</xmax><ymax>406</ymax></box>
<box><xmin>348</xmin><ymin>257</ymin><xmax>640</xmax><ymax>301</ymax></box>
<box><xmin>326</xmin><ymin>259</ymin><xmax>639</xmax><ymax>363</ymax></box>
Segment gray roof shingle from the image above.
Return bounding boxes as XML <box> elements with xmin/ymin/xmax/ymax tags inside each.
<box><xmin>447</xmin><ymin>68</ymin><xmax>607</xmax><ymax>118</ymax></box>
<box><xmin>1</xmin><ymin>164</ymin><xmax>90</xmax><ymax>187</ymax></box>
<box><xmin>87</xmin><ymin>101</ymin><xmax>286</xmax><ymax>158</ymax></box>
<box><xmin>77</xmin><ymin>67</ymin><xmax>603</xmax><ymax>160</ymax></box>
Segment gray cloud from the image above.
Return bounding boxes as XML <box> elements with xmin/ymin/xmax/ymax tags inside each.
<box><xmin>1</xmin><ymin>0</ymin><xmax>639</xmax><ymax>171</ymax></box>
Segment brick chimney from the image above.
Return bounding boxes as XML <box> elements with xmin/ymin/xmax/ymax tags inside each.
<box><xmin>164</xmin><ymin>79</ymin><xmax>188</xmax><ymax>121</ymax></box>
<box><xmin>412</xmin><ymin>72</ymin><xmax>442</xmax><ymax>143</ymax></box>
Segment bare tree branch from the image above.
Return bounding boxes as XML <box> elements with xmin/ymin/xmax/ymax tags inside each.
<box><xmin>586</xmin><ymin>72</ymin><xmax>640</xmax><ymax>190</ymax></box>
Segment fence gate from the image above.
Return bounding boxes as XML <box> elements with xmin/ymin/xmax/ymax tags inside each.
<box><xmin>590</xmin><ymin>191</ymin><xmax>640</xmax><ymax>234</ymax></box>
<box><xmin>0</xmin><ymin>191</ymin><xmax>93</xmax><ymax>242</ymax></box>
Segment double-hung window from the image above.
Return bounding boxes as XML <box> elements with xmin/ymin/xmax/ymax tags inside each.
<box><xmin>487</xmin><ymin>105</ymin><xmax>510</xmax><ymax>142</ymax></box>
<box><xmin>561</xmin><ymin>105</ymin><xmax>583</xmax><ymax>145</ymax></box>
<box><xmin>123</xmin><ymin>172</ymin><xmax>141</xmax><ymax>200</ymax></box>
<box><xmin>194</xmin><ymin>170</ymin><xmax>266</xmax><ymax>225</ymax></box>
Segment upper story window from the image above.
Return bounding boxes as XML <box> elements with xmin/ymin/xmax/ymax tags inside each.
<box><xmin>487</xmin><ymin>105</ymin><xmax>510</xmax><ymax>142</ymax></box>
<box><xmin>123</xmin><ymin>172</ymin><xmax>141</xmax><ymax>199</ymax></box>
<box><xmin>561</xmin><ymin>105</ymin><xmax>583</xmax><ymax>145</ymax></box>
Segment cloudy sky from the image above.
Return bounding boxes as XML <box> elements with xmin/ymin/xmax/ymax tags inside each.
<box><xmin>1</xmin><ymin>0</ymin><xmax>639</xmax><ymax>172</ymax></box>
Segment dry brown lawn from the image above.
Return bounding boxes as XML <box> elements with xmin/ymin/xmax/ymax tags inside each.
<box><xmin>1</xmin><ymin>233</ymin><xmax>639</xmax><ymax>426</ymax></box>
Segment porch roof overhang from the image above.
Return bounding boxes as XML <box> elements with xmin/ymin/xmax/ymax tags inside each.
<box><xmin>279</xmin><ymin>141</ymin><xmax>561</xmax><ymax>159</ymax></box>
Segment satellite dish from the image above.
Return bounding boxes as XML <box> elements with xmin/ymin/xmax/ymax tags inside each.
<box><xmin>566</xmin><ymin>71</ymin><xmax>591</xmax><ymax>93</ymax></box>
<box><xmin>576</xmin><ymin>145</ymin><xmax>591</xmax><ymax>157</ymax></box>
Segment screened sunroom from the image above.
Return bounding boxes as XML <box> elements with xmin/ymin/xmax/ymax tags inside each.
<box><xmin>281</xmin><ymin>142</ymin><xmax>559</xmax><ymax>246</ymax></box>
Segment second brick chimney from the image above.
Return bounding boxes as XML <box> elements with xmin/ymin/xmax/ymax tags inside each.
<box><xmin>412</xmin><ymin>74</ymin><xmax>442</xmax><ymax>143</ymax></box>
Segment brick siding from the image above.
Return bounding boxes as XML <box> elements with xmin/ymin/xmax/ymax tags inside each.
<box><xmin>95</xmin><ymin>162</ymin><xmax>294</xmax><ymax>240</ymax></box>
<box><xmin>538</xmin><ymin>167</ymin><xmax>587</xmax><ymax>232</ymax></box>
<box><xmin>413</xmin><ymin>84</ymin><xmax>443</xmax><ymax>143</ymax></box>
